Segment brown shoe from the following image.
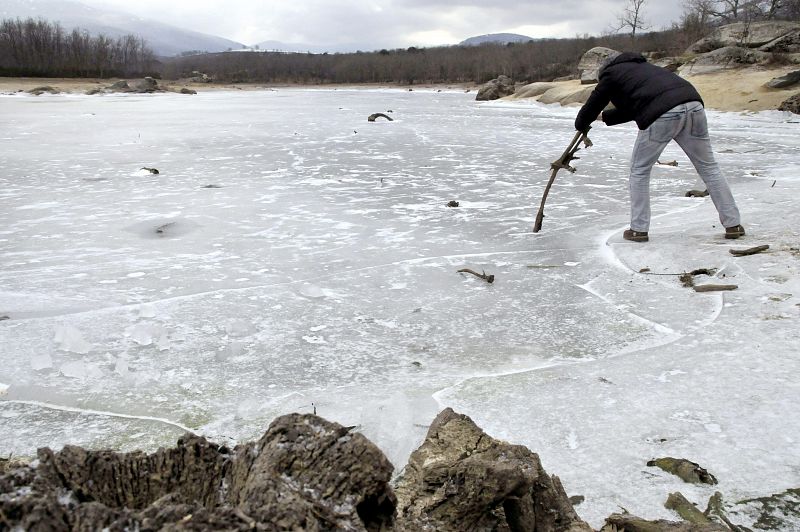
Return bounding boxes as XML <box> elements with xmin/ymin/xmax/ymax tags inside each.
<box><xmin>725</xmin><ymin>225</ymin><xmax>745</xmax><ymax>239</ymax></box>
<box><xmin>623</xmin><ymin>229</ymin><xmax>649</xmax><ymax>242</ymax></box>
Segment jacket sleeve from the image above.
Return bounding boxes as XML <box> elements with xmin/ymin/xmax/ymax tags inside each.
<box><xmin>574</xmin><ymin>83</ymin><xmax>611</xmax><ymax>133</ymax></box>
<box><xmin>601</xmin><ymin>107</ymin><xmax>635</xmax><ymax>126</ymax></box>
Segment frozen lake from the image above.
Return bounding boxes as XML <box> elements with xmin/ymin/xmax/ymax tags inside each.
<box><xmin>2</xmin><ymin>88</ymin><xmax>799</xmax><ymax>527</ymax></box>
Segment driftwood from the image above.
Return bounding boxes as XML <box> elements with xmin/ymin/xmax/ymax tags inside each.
<box><xmin>532</xmin><ymin>129</ymin><xmax>592</xmax><ymax>233</ymax></box>
<box><xmin>141</xmin><ymin>167</ymin><xmax>159</xmax><ymax>174</ymax></box>
<box><xmin>729</xmin><ymin>244</ymin><xmax>769</xmax><ymax>257</ymax></box>
<box><xmin>694</xmin><ymin>284</ymin><xmax>738</xmax><ymax>293</ymax></box>
<box><xmin>679</xmin><ymin>268</ymin><xmax>717</xmax><ymax>287</ymax></box>
<box><xmin>657</xmin><ymin>160</ymin><xmax>679</xmax><ymax>166</ymax></box>
<box><xmin>458</xmin><ymin>269</ymin><xmax>495</xmax><ymax>283</ymax></box>
<box><xmin>368</xmin><ymin>113</ymin><xmax>393</xmax><ymax>122</ymax></box>
<box><xmin>665</xmin><ymin>492</ymin><xmax>713</xmax><ymax>524</ymax></box>
<box><xmin>648</xmin><ymin>457</ymin><xmax>718</xmax><ymax>485</ymax></box>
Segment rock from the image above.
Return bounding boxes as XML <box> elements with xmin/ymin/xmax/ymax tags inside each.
<box><xmin>446</xmin><ymin>200</ymin><xmax>459</xmax><ymax>207</ymax></box>
<box><xmin>394</xmin><ymin>407</ymin><xmax>591</xmax><ymax>531</ymax></box>
<box><xmin>679</xmin><ymin>46</ymin><xmax>774</xmax><ymax>75</ymax></box>
<box><xmin>538</xmin><ymin>84</ymin><xmax>594</xmax><ymax>106</ymax></box>
<box><xmin>179</xmin><ymin>87</ymin><xmax>197</xmax><ymax>95</ymax></box>
<box><xmin>647</xmin><ymin>457</ymin><xmax>718</xmax><ymax>485</ymax></box>
<box><xmin>766</xmin><ymin>70</ymin><xmax>800</xmax><ymax>89</ymax></box>
<box><xmin>26</xmin><ymin>86</ymin><xmax>59</xmax><ymax>95</ymax></box>
<box><xmin>577</xmin><ymin>46</ymin><xmax>618</xmax><ymax>84</ymax></box>
<box><xmin>778</xmin><ymin>92</ymin><xmax>800</xmax><ymax>113</ymax></box>
<box><xmin>0</xmin><ymin>413</ymin><xmax>396</xmax><ymax>531</ymax></box>
<box><xmin>666</xmin><ymin>492</ymin><xmax>713</xmax><ymax>524</ymax></box>
<box><xmin>600</xmin><ymin>513</ymin><xmax>729</xmax><ymax>531</ymax></box>
<box><xmin>108</xmin><ymin>80</ymin><xmax>131</xmax><ymax>91</ymax></box>
<box><xmin>475</xmin><ymin>75</ymin><xmax>515</xmax><ymax>101</ymax></box>
<box><xmin>132</xmin><ymin>77</ymin><xmax>162</xmax><ymax>93</ymax></box>
<box><xmin>553</xmin><ymin>74</ymin><xmax>578</xmax><ymax>82</ymax></box>
<box><xmin>653</xmin><ymin>57</ymin><xmax>685</xmax><ymax>72</ymax></box>
<box><xmin>759</xmin><ymin>28</ymin><xmax>800</xmax><ymax>53</ymax></box>
<box><xmin>688</xmin><ymin>21</ymin><xmax>800</xmax><ymax>53</ymax></box>
<box><xmin>511</xmin><ymin>81</ymin><xmax>558</xmax><ymax>99</ymax></box>
<box><xmin>732</xmin><ymin>487</ymin><xmax>800</xmax><ymax>531</ymax></box>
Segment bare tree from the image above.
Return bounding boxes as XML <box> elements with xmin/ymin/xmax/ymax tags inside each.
<box><xmin>614</xmin><ymin>0</ymin><xmax>652</xmax><ymax>44</ymax></box>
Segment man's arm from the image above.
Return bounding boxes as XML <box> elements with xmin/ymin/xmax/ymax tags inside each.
<box><xmin>602</xmin><ymin>107</ymin><xmax>635</xmax><ymax>126</ymax></box>
<box><xmin>575</xmin><ymin>85</ymin><xmax>611</xmax><ymax>133</ymax></box>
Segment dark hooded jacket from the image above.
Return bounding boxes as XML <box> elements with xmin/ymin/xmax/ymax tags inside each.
<box><xmin>574</xmin><ymin>52</ymin><xmax>703</xmax><ymax>133</ymax></box>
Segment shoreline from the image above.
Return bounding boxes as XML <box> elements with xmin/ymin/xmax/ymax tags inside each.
<box><xmin>1</xmin><ymin>67</ymin><xmax>797</xmax><ymax>113</ymax></box>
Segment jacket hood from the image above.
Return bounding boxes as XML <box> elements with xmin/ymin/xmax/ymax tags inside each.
<box><xmin>604</xmin><ymin>51</ymin><xmax>646</xmax><ymax>70</ymax></box>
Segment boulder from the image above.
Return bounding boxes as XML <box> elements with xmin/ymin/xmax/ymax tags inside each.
<box><xmin>26</xmin><ymin>86</ymin><xmax>59</xmax><ymax>95</ymax></box>
<box><xmin>132</xmin><ymin>77</ymin><xmax>162</xmax><ymax>93</ymax></box>
<box><xmin>679</xmin><ymin>46</ymin><xmax>774</xmax><ymax>75</ymax></box>
<box><xmin>577</xmin><ymin>46</ymin><xmax>618</xmax><ymax>84</ymax></box>
<box><xmin>475</xmin><ymin>74</ymin><xmax>515</xmax><ymax>100</ymax></box>
<box><xmin>394</xmin><ymin>408</ymin><xmax>591</xmax><ymax>531</ymax></box>
<box><xmin>688</xmin><ymin>21</ymin><xmax>800</xmax><ymax>53</ymax></box>
<box><xmin>0</xmin><ymin>413</ymin><xmax>396</xmax><ymax>531</ymax></box>
<box><xmin>759</xmin><ymin>28</ymin><xmax>800</xmax><ymax>53</ymax></box>
<box><xmin>765</xmin><ymin>70</ymin><xmax>800</xmax><ymax>89</ymax></box>
<box><xmin>510</xmin><ymin>81</ymin><xmax>558</xmax><ymax>99</ymax></box>
<box><xmin>108</xmin><ymin>80</ymin><xmax>131</xmax><ymax>91</ymax></box>
<box><xmin>179</xmin><ymin>87</ymin><xmax>198</xmax><ymax>95</ymax></box>
<box><xmin>778</xmin><ymin>92</ymin><xmax>800</xmax><ymax>113</ymax></box>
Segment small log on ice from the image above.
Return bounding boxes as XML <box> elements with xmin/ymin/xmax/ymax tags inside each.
<box><xmin>729</xmin><ymin>244</ymin><xmax>769</xmax><ymax>257</ymax></box>
<box><xmin>368</xmin><ymin>113</ymin><xmax>393</xmax><ymax>122</ymax></box>
<box><xmin>458</xmin><ymin>268</ymin><xmax>495</xmax><ymax>283</ymax></box>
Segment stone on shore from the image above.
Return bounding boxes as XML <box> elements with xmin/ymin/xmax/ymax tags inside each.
<box><xmin>577</xmin><ymin>46</ymin><xmax>618</xmax><ymax>85</ymax></box>
<box><xmin>687</xmin><ymin>21</ymin><xmax>800</xmax><ymax>54</ymax></box>
<box><xmin>779</xmin><ymin>92</ymin><xmax>800</xmax><ymax>113</ymax></box>
<box><xmin>766</xmin><ymin>70</ymin><xmax>800</xmax><ymax>89</ymax></box>
<box><xmin>475</xmin><ymin>75</ymin><xmax>515</xmax><ymax>101</ymax></box>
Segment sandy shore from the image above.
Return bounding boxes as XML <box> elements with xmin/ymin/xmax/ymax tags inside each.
<box><xmin>0</xmin><ymin>77</ymin><xmax>478</xmax><ymax>95</ymax></box>
<box><xmin>0</xmin><ymin>68</ymin><xmax>796</xmax><ymax>112</ymax></box>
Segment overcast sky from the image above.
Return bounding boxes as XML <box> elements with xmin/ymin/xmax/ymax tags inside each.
<box><xmin>78</xmin><ymin>0</ymin><xmax>687</xmax><ymax>48</ymax></box>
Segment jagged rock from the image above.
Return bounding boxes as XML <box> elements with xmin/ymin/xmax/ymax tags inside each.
<box><xmin>179</xmin><ymin>88</ymin><xmax>197</xmax><ymax>95</ymax></box>
<box><xmin>759</xmin><ymin>28</ymin><xmax>800</xmax><ymax>53</ymax></box>
<box><xmin>394</xmin><ymin>408</ymin><xmax>591</xmax><ymax>531</ymax></box>
<box><xmin>647</xmin><ymin>457</ymin><xmax>718</xmax><ymax>485</ymax></box>
<box><xmin>653</xmin><ymin>56</ymin><xmax>685</xmax><ymax>72</ymax></box>
<box><xmin>601</xmin><ymin>513</ymin><xmax>729</xmax><ymax>531</ymax></box>
<box><xmin>577</xmin><ymin>46</ymin><xmax>618</xmax><ymax>84</ymax></box>
<box><xmin>732</xmin><ymin>487</ymin><xmax>800</xmax><ymax>530</ymax></box>
<box><xmin>475</xmin><ymin>75</ymin><xmax>515</xmax><ymax>101</ymax></box>
<box><xmin>0</xmin><ymin>413</ymin><xmax>396</xmax><ymax>531</ymax></box>
<box><xmin>688</xmin><ymin>21</ymin><xmax>800</xmax><ymax>53</ymax></box>
<box><xmin>778</xmin><ymin>92</ymin><xmax>800</xmax><ymax>113</ymax></box>
<box><xmin>766</xmin><ymin>70</ymin><xmax>800</xmax><ymax>89</ymax></box>
<box><xmin>679</xmin><ymin>46</ymin><xmax>775</xmax><ymax>75</ymax></box>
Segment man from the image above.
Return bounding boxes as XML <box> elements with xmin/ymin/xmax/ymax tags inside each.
<box><xmin>574</xmin><ymin>51</ymin><xmax>745</xmax><ymax>242</ymax></box>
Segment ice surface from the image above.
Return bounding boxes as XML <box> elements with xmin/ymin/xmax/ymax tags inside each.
<box><xmin>1</xmin><ymin>89</ymin><xmax>799</xmax><ymax>527</ymax></box>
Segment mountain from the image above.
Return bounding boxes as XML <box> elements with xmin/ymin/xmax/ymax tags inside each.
<box><xmin>0</xmin><ymin>0</ymin><xmax>244</xmax><ymax>56</ymax></box>
<box><xmin>252</xmin><ymin>40</ymin><xmax>381</xmax><ymax>54</ymax></box>
<box><xmin>459</xmin><ymin>33</ymin><xmax>535</xmax><ymax>46</ymax></box>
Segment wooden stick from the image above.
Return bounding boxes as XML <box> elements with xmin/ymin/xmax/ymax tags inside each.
<box><xmin>457</xmin><ymin>268</ymin><xmax>495</xmax><ymax>283</ymax></box>
<box><xmin>694</xmin><ymin>284</ymin><xmax>738</xmax><ymax>292</ymax></box>
<box><xmin>729</xmin><ymin>244</ymin><xmax>769</xmax><ymax>256</ymax></box>
<box><xmin>533</xmin><ymin>129</ymin><xmax>592</xmax><ymax>233</ymax></box>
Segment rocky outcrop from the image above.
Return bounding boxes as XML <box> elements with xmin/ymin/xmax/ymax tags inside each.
<box><xmin>577</xmin><ymin>46</ymin><xmax>618</xmax><ymax>85</ymax></box>
<box><xmin>0</xmin><ymin>413</ymin><xmax>395</xmax><ymax>531</ymax></box>
<box><xmin>475</xmin><ymin>75</ymin><xmax>515</xmax><ymax>100</ymax></box>
<box><xmin>394</xmin><ymin>408</ymin><xmax>591</xmax><ymax>531</ymax></box>
<box><xmin>601</xmin><ymin>513</ymin><xmax>728</xmax><ymax>531</ymax></box>
<box><xmin>688</xmin><ymin>21</ymin><xmax>800</xmax><ymax>54</ymax></box>
<box><xmin>778</xmin><ymin>92</ymin><xmax>800</xmax><ymax>113</ymax></box>
<box><xmin>679</xmin><ymin>46</ymin><xmax>775</xmax><ymax>75</ymax></box>
<box><xmin>26</xmin><ymin>86</ymin><xmax>60</xmax><ymax>95</ymax></box>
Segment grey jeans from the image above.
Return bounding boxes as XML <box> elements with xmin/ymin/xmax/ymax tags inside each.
<box><xmin>629</xmin><ymin>101</ymin><xmax>741</xmax><ymax>232</ymax></box>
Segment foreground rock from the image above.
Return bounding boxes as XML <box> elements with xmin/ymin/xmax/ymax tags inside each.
<box><xmin>394</xmin><ymin>408</ymin><xmax>591</xmax><ymax>531</ymax></box>
<box><xmin>476</xmin><ymin>74</ymin><xmax>515</xmax><ymax>100</ymax></box>
<box><xmin>0</xmin><ymin>413</ymin><xmax>395</xmax><ymax>531</ymax></box>
<box><xmin>779</xmin><ymin>92</ymin><xmax>800</xmax><ymax>113</ymax></box>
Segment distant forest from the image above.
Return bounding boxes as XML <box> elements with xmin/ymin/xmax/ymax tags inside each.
<box><xmin>0</xmin><ymin>18</ymin><xmax>156</xmax><ymax>78</ymax></box>
<box><xmin>161</xmin><ymin>31</ymin><xmax>684</xmax><ymax>86</ymax></box>
<box><xmin>1</xmin><ymin>0</ymin><xmax>798</xmax><ymax>83</ymax></box>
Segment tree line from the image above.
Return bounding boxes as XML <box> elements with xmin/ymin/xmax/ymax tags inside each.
<box><xmin>0</xmin><ymin>18</ymin><xmax>156</xmax><ymax>78</ymax></box>
<box><xmin>160</xmin><ymin>31</ymin><xmax>683</xmax><ymax>86</ymax></box>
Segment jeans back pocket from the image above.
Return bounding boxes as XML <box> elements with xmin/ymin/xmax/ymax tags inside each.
<box><xmin>690</xmin><ymin>108</ymin><xmax>709</xmax><ymax>138</ymax></box>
